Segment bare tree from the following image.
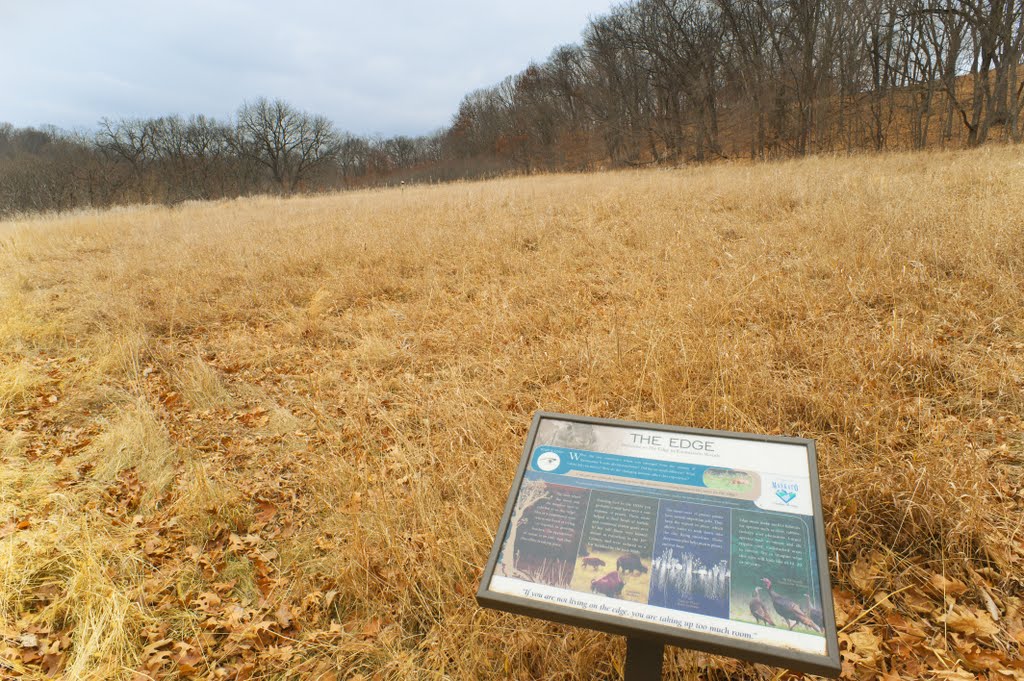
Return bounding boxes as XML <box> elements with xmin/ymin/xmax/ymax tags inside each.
<box><xmin>499</xmin><ymin>479</ymin><xmax>550</xmax><ymax>580</ymax></box>
<box><xmin>97</xmin><ymin>117</ymin><xmax>156</xmax><ymax>172</ymax></box>
<box><xmin>233</xmin><ymin>98</ymin><xmax>341</xmax><ymax>193</ymax></box>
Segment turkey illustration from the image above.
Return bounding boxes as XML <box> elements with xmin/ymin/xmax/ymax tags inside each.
<box><xmin>760</xmin><ymin>578</ymin><xmax>822</xmax><ymax>633</ymax></box>
<box><xmin>749</xmin><ymin>586</ymin><xmax>775</xmax><ymax>626</ymax></box>
<box><xmin>803</xmin><ymin>592</ymin><xmax>824</xmax><ymax>630</ymax></box>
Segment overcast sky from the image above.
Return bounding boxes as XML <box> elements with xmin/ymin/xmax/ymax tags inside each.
<box><xmin>1</xmin><ymin>0</ymin><xmax>613</xmax><ymax>137</ymax></box>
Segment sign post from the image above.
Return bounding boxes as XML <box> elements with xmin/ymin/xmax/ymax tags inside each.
<box><xmin>477</xmin><ymin>412</ymin><xmax>841</xmax><ymax>678</ymax></box>
<box><xmin>624</xmin><ymin>638</ymin><xmax>664</xmax><ymax>680</ymax></box>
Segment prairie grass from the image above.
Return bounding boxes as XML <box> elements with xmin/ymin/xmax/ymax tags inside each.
<box><xmin>0</xmin><ymin>146</ymin><xmax>1022</xmax><ymax>679</ymax></box>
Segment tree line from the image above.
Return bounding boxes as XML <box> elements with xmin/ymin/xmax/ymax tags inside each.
<box><xmin>0</xmin><ymin>98</ymin><xmax>448</xmax><ymax>217</ymax></box>
<box><xmin>448</xmin><ymin>0</ymin><xmax>1023</xmax><ymax>170</ymax></box>
<box><xmin>2</xmin><ymin>0</ymin><xmax>1021</xmax><ymax>217</ymax></box>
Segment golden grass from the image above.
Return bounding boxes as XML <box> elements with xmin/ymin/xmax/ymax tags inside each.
<box><xmin>85</xmin><ymin>400</ymin><xmax>179</xmax><ymax>501</ymax></box>
<box><xmin>0</xmin><ymin>146</ymin><xmax>1022</xmax><ymax>679</ymax></box>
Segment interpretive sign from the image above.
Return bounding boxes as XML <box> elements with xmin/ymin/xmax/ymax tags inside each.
<box><xmin>477</xmin><ymin>412</ymin><xmax>840</xmax><ymax>678</ymax></box>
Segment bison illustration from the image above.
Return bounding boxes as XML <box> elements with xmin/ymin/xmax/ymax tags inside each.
<box><xmin>590</xmin><ymin>571</ymin><xmax>625</xmax><ymax>597</ymax></box>
<box><xmin>616</xmin><ymin>553</ymin><xmax>648</xmax><ymax>574</ymax></box>
<box><xmin>581</xmin><ymin>557</ymin><xmax>606</xmax><ymax>570</ymax></box>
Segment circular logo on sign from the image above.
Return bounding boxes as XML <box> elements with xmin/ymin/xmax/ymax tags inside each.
<box><xmin>536</xmin><ymin>452</ymin><xmax>561</xmax><ymax>472</ymax></box>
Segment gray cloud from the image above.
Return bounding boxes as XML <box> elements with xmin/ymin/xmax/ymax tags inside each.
<box><xmin>1</xmin><ymin>0</ymin><xmax>611</xmax><ymax>136</ymax></box>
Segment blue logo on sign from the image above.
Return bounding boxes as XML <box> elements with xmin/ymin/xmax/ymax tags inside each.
<box><xmin>775</xmin><ymin>489</ymin><xmax>797</xmax><ymax>504</ymax></box>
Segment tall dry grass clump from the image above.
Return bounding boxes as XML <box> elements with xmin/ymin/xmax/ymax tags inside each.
<box><xmin>0</xmin><ymin>146</ymin><xmax>1022</xmax><ymax>679</ymax></box>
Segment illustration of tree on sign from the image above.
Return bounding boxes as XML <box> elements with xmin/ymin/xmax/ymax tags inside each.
<box><xmin>498</xmin><ymin>479</ymin><xmax>549</xmax><ymax>580</ymax></box>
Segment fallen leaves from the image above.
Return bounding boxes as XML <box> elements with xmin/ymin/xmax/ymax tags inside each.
<box><xmin>0</xmin><ymin>517</ymin><xmax>31</xmax><ymax>538</ymax></box>
<box><xmin>849</xmin><ymin>552</ymin><xmax>886</xmax><ymax>596</ymax></box>
<box><xmin>929</xmin><ymin>573</ymin><xmax>970</xmax><ymax>598</ymax></box>
<box><xmin>138</xmin><ymin>637</ymin><xmax>210</xmax><ymax>678</ymax></box>
<box><xmin>843</xmin><ymin>626</ymin><xmax>884</xmax><ymax>665</ymax></box>
<box><xmin>234</xmin><ymin>406</ymin><xmax>270</xmax><ymax>427</ymax></box>
<box><xmin>254</xmin><ymin>499</ymin><xmax>278</xmax><ymax>526</ymax></box>
<box><xmin>944</xmin><ymin>607</ymin><xmax>1000</xmax><ymax>639</ymax></box>
<box><xmin>0</xmin><ymin>624</ymin><xmax>70</xmax><ymax>678</ymax></box>
<box><xmin>832</xmin><ymin>558</ymin><xmax>1024</xmax><ymax>681</ymax></box>
<box><xmin>193</xmin><ymin>591</ymin><xmax>222</xmax><ymax>613</ymax></box>
<box><xmin>274</xmin><ymin>604</ymin><xmax>294</xmax><ymax>630</ymax></box>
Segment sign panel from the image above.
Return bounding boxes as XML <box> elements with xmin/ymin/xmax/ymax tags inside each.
<box><xmin>477</xmin><ymin>412</ymin><xmax>840</xmax><ymax>677</ymax></box>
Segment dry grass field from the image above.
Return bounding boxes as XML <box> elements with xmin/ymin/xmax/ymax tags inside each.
<box><xmin>1</xmin><ymin>146</ymin><xmax>1023</xmax><ymax>680</ymax></box>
